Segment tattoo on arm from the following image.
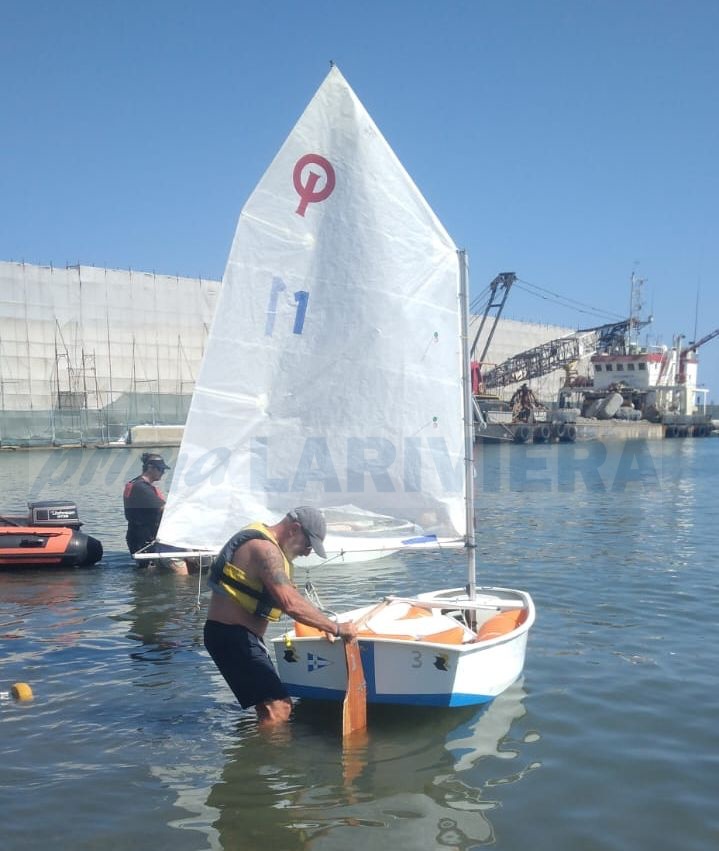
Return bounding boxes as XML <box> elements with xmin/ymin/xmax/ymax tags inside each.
<box><xmin>259</xmin><ymin>549</ymin><xmax>291</xmax><ymax>588</ymax></box>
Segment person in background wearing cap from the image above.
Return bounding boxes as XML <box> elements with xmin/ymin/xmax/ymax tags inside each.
<box><xmin>204</xmin><ymin>506</ymin><xmax>358</xmax><ymax>725</ymax></box>
<box><xmin>123</xmin><ymin>452</ymin><xmax>170</xmax><ymax>559</ymax></box>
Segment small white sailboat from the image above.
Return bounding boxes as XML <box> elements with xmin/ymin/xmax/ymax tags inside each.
<box><xmin>147</xmin><ymin>65</ymin><xmax>534</xmax><ymax>707</ymax></box>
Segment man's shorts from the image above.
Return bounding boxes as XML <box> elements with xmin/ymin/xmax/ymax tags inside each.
<box><xmin>203</xmin><ymin>619</ymin><xmax>289</xmax><ymax>709</ymax></box>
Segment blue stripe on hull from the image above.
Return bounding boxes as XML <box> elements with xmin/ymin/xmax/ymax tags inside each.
<box><xmin>284</xmin><ymin>683</ymin><xmax>495</xmax><ymax>707</ymax></box>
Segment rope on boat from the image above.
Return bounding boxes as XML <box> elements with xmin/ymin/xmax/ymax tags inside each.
<box><xmin>195</xmin><ymin>553</ymin><xmax>215</xmax><ymax>610</ymax></box>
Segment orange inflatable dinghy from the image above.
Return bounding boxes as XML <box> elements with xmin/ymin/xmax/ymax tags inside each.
<box><xmin>0</xmin><ymin>501</ymin><xmax>103</xmax><ymax>568</ymax></box>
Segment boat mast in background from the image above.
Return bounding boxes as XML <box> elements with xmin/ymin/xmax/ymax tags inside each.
<box><xmin>628</xmin><ymin>268</ymin><xmax>651</xmax><ymax>351</ymax></box>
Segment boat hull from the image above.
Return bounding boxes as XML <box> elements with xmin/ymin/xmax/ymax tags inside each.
<box><xmin>0</xmin><ymin>526</ymin><xmax>104</xmax><ymax>568</ymax></box>
<box><xmin>273</xmin><ymin>588</ymin><xmax>534</xmax><ymax>707</ymax></box>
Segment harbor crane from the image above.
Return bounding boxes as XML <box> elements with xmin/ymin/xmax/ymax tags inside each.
<box><xmin>470</xmin><ymin>272</ymin><xmax>516</xmax><ymax>365</ymax></box>
<box><xmin>684</xmin><ymin>327</ymin><xmax>719</xmax><ymax>354</ymax></box>
<box><xmin>469</xmin><ymin>271</ymin><xmax>651</xmax><ymax>393</ymax></box>
<box><xmin>478</xmin><ymin>318</ymin><xmax>647</xmax><ymax>390</ymax></box>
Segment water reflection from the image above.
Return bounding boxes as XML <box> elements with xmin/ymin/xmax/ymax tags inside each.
<box><xmin>197</xmin><ymin>681</ymin><xmax>534</xmax><ymax>850</ymax></box>
<box><xmin>0</xmin><ymin>569</ymin><xmax>89</xmax><ymax>664</ymax></box>
<box><xmin>117</xmin><ymin>568</ymin><xmax>206</xmax><ymax>664</ymax></box>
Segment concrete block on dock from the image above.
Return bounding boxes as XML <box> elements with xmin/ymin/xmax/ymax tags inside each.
<box><xmin>129</xmin><ymin>424</ymin><xmax>184</xmax><ymax>446</ymax></box>
<box><xmin>596</xmin><ymin>392</ymin><xmax>623</xmax><ymax>420</ymax></box>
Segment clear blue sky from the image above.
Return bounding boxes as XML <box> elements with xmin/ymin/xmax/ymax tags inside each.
<box><xmin>2</xmin><ymin>1</ymin><xmax>717</xmax><ymax>398</ymax></box>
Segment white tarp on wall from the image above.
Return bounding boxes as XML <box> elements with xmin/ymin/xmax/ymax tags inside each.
<box><xmin>0</xmin><ymin>261</ymin><xmax>218</xmax><ymax>442</ymax></box>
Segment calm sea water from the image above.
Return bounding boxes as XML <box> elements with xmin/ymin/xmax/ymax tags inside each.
<box><xmin>1</xmin><ymin>440</ymin><xmax>718</xmax><ymax>850</ymax></box>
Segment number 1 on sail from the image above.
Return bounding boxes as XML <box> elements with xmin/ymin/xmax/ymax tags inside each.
<box><xmin>265</xmin><ymin>277</ymin><xmax>310</xmax><ymax>336</ymax></box>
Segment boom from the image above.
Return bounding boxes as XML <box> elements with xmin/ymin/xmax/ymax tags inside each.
<box><xmin>683</xmin><ymin>327</ymin><xmax>719</xmax><ymax>354</ymax></box>
<box><xmin>481</xmin><ymin>319</ymin><xmax>636</xmax><ymax>390</ymax></box>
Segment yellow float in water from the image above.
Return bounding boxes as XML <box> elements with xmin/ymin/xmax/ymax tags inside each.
<box><xmin>11</xmin><ymin>682</ymin><xmax>33</xmax><ymax>701</ymax></box>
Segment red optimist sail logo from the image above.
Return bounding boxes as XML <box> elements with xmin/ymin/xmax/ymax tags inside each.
<box><xmin>293</xmin><ymin>154</ymin><xmax>336</xmax><ymax>216</ymax></box>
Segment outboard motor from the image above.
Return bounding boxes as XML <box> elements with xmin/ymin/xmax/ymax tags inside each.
<box><xmin>28</xmin><ymin>501</ymin><xmax>84</xmax><ymax>529</ymax></box>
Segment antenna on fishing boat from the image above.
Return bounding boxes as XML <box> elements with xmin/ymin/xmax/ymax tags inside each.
<box><xmin>458</xmin><ymin>249</ymin><xmax>477</xmax><ymax>601</ymax></box>
<box><xmin>628</xmin><ymin>267</ymin><xmax>646</xmax><ymax>351</ymax></box>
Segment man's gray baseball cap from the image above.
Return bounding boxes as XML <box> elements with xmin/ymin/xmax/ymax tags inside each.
<box><xmin>289</xmin><ymin>506</ymin><xmax>327</xmax><ymax>559</ymax></box>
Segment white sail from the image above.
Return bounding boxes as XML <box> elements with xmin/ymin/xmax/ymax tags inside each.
<box><xmin>156</xmin><ymin>66</ymin><xmax>464</xmax><ymax>557</ymax></box>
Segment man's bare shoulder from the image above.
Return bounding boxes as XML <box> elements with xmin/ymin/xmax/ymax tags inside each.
<box><xmin>232</xmin><ymin>536</ymin><xmax>276</xmax><ymax>564</ymax></box>
<box><xmin>233</xmin><ymin>536</ymin><xmax>280</xmax><ymax>564</ymax></box>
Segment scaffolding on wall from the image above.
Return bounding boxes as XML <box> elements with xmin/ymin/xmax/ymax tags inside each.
<box><xmin>0</xmin><ymin>261</ymin><xmax>218</xmax><ymax>446</ymax></box>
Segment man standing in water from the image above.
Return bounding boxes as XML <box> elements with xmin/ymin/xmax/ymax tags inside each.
<box><xmin>123</xmin><ymin>452</ymin><xmax>169</xmax><ymax>556</ymax></box>
<box><xmin>203</xmin><ymin>506</ymin><xmax>358</xmax><ymax>725</ymax></box>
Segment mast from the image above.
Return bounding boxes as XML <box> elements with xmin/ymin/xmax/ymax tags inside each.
<box><xmin>458</xmin><ymin>250</ymin><xmax>476</xmax><ymax>599</ymax></box>
<box><xmin>628</xmin><ymin>269</ymin><xmax>646</xmax><ymax>351</ymax></box>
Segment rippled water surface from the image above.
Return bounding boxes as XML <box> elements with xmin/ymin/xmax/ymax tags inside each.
<box><xmin>1</xmin><ymin>441</ymin><xmax>718</xmax><ymax>850</ymax></box>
